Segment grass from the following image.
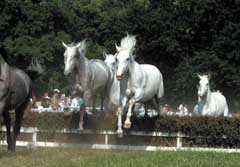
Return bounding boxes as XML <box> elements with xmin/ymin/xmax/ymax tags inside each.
<box><xmin>0</xmin><ymin>147</ymin><xmax>240</xmax><ymax>167</ymax></box>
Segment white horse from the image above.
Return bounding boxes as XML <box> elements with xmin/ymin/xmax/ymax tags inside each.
<box><xmin>103</xmin><ymin>52</ymin><xmax>129</xmax><ymax>133</ymax></box>
<box><xmin>197</xmin><ymin>74</ymin><xmax>229</xmax><ymax>116</ymax></box>
<box><xmin>115</xmin><ymin>34</ymin><xmax>164</xmax><ymax>129</ymax></box>
<box><xmin>62</xmin><ymin>40</ymin><xmax>111</xmax><ymax>130</ymax></box>
<box><xmin>103</xmin><ymin>52</ymin><xmax>144</xmax><ymax>133</ymax></box>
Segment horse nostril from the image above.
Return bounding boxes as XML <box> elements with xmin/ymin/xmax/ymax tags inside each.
<box><xmin>116</xmin><ymin>74</ymin><xmax>124</xmax><ymax>80</ymax></box>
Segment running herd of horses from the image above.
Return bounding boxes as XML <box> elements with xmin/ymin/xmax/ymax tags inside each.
<box><xmin>0</xmin><ymin>33</ymin><xmax>229</xmax><ymax>154</ymax></box>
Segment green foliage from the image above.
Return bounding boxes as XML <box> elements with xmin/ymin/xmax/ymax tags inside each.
<box><xmin>155</xmin><ymin>115</ymin><xmax>240</xmax><ymax>147</ymax></box>
<box><xmin>0</xmin><ymin>0</ymin><xmax>240</xmax><ymax>109</ymax></box>
<box><xmin>22</xmin><ymin>112</ymin><xmax>240</xmax><ymax>147</ymax></box>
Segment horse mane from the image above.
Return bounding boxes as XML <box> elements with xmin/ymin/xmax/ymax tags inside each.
<box><xmin>68</xmin><ymin>42</ymin><xmax>77</xmax><ymax>47</ymax></box>
<box><xmin>119</xmin><ymin>33</ymin><xmax>136</xmax><ymax>56</ymax></box>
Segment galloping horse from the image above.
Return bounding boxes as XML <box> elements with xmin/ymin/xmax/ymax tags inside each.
<box><xmin>104</xmin><ymin>52</ymin><xmax>146</xmax><ymax>133</ymax></box>
<box><xmin>103</xmin><ymin>52</ymin><xmax>129</xmax><ymax>133</ymax></box>
<box><xmin>0</xmin><ymin>57</ymin><xmax>32</xmax><ymax>154</ymax></box>
<box><xmin>62</xmin><ymin>40</ymin><xmax>111</xmax><ymax>130</ymax></box>
<box><xmin>115</xmin><ymin>34</ymin><xmax>164</xmax><ymax>129</ymax></box>
<box><xmin>197</xmin><ymin>74</ymin><xmax>229</xmax><ymax>116</ymax></box>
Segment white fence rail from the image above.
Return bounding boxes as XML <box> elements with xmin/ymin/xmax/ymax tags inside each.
<box><xmin>1</xmin><ymin>127</ymin><xmax>240</xmax><ymax>153</ymax></box>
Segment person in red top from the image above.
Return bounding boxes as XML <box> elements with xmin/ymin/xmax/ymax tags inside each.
<box><xmin>42</xmin><ymin>92</ymin><xmax>51</xmax><ymax>108</ymax></box>
<box><xmin>31</xmin><ymin>95</ymin><xmax>38</xmax><ymax>108</ymax></box>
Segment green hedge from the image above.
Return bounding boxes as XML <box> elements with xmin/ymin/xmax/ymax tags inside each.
<box><xmin>20</xmin><ymin>112</ymin><xmax>240</xmax><ymax>147</ymax></box>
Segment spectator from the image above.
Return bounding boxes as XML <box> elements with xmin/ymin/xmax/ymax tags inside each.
<box><xmin>177</xmin><ymin>104</ymin><xmax>189</xmax><ymax>116</ymax></box>
<box><xmin>31</xmin><ymin>95</ymin><xmax>38</xmax><ymax>108</ymax></box>
<box><xmin>42</xmin><ymin>92</ymin><xmax>51</xmax><ymax>108</ymax></box>
<box><xmin>78</xmin><ymin>96</ymin><xmax>84</xmax><ymax>110</ymax></box>
<box><xmin>51</xmin><ymin>88</ymin><xmax>61</xmax><ymax>110</ymax></box>
<box><xmin>65</xmin><ymin>95</ymin><xmax>71</xmax><ymax>108</ymax></box>
<box><xmin>59</xmin><ymin>94</ymin><xmax>66</xmax><ymax>112</ymax></box>
<box><xmin>70</xmin><ymin>94</ymin><xmax>80</xmax><ymax>113</ymax></box>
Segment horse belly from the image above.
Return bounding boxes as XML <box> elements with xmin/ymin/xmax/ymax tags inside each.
<box><xmin>9</xmin><ymin>71</ymin><xmax>30</xmax><ymax>108</ymax></box>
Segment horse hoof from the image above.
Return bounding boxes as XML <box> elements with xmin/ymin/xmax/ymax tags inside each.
<box><xmin>78</xmin><ymin>127</ymin><xmax>84</xmax><ymax>131</ymax></box>
<box><xmin>123</xmin><ymin>123</ymin><xmax>131</xmax><ymax>129</ymax></box>
<box><xmin>7</xmin><ymin>151</ymin><xmax>16</xmax><ymax>157</ymax></box>
<box><xmin>117</xmin><ymin>133</ymin><xmax>124</xmax><ymax>138</ymax></box>
<box><xmin>117</xmin><ymin>129</ymin><xmax>123</xmax><ymax>134</ymax></box>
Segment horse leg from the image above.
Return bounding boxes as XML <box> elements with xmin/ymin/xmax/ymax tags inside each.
<box><xmin>79</xmin><ymin>103</ymin><xmax>86</xmax><ymax>130</ymax></box>
<box><xmin>124</xmin><ymin>99</ymin><xmax>135</xmax><ymax>129</ymax></box>
<box><xmin>144</xmin><ymin>104</ymin><xmax>149</xmax><ymax>118</ymax></box>
<box><xmin>2</xmin><ymin>110</ymin><xmax>14</xmax><ymax>153</ymax></box>
<box><xmin>13</xmin><ymin>101</ymin><xmax>29</xmax><ymax>152</ymax></box>
<box><xmin>116</xmin><ymin>107</ymin><xmax>123</xmax><ymax>134</ymax></box>
<box><xmin>152</xmin><ymin>96</ymin><xmax>160</xmax><ymax>116</ymax></box>
<box><xmin>224</xmin><ymin>105</ymin><xmax>229</xmax><ymax>117</ymax></box>
<box><xmin>92</xmin><ymin>95</ymin><xmax>96</xmax><ymax>114</ymax></box>
<box><xmin>100</xmin><ymin>93</ymin><xmax>105</xmax><ymax>112</ymax></box>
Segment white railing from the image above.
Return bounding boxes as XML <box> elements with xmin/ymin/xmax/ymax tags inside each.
<box><xmin>1</xmin><ymin>127</ymin><xmax>240</xmax><ymax>153</ymax></box>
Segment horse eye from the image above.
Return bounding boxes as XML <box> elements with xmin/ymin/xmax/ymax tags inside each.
<box><xmin>126</xmin><ymin>58</ymin><xmax>130</xmax><ymax>61</ymax></box>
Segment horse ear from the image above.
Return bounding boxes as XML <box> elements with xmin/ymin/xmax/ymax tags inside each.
<box><xmin>207</xmin><ymin>74</ymin><xmax>211</xmax><ymax>80</ymax></box>
<box><xmin>197</xmin><ymin>74</ymin><xmax>202</xmax><ymax>79</ymax></box>
<box><xmin>76</xmin><ymin>41</ymin><xmax>82</xmax><ymax>48</ymax></box>
<box><xmin>62</xmin><ymin>41</ymin><xmax>68</xmax><ymax>48</ymax></box>
<box><xmin>115</xmin><ymin>43</ymin><xmax>120</xmax><ymax>52</ymax></box>
<box><xmin>77</xmin><ymin>40</ymin><xmax>87</xmax><ymax>56</ymax></box>
<box><xmin>103</xmin><ymin>51</ymin><xmax>107</xmax><ymax>58</ymax></box>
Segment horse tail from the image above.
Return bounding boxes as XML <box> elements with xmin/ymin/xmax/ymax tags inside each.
<box><xmin>223</xmin><ymin>100</ymin><xmax>229</xmax><ymax>117</ymax></box>
<box><xmin>157</xmin><ymin>72</ymin><xmax>164</xmax><ymax>99</ymax></box>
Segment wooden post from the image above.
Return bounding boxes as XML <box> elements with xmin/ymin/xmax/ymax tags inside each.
<box><xmin>32</xmin><ymin>128</ymin><xmax>37</xmax><ymax>148</ymax></box>
<box><xmin>104</xmin><ymin>134</ymin><xmax>109</xmax><ymax>145</ymax></box>
<box><xmin>177</xmin><ymin>132</ymin><xmax>182</xmax><ymax>149</ymax></box>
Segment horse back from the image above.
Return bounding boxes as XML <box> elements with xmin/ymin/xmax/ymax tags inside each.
<box><xmin>88</xmin><ymin>59</ymin><xmax>111</xmax><ymax>90</ymax></box>
<box><xmin>139</xmin><ymin>64</ymin><xmax>164</xmax><ymax>99</ymax></box>
<box><xmin>210</xmin><ymin>92</ymin><xmax>228</xmax><ymax>115</ymax></box>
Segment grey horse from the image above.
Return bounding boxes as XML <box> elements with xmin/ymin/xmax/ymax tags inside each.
<box><xmin>62</xmin><ymin>40</ymin><xmax>111</xmax><ymax>130</ymax></box>
<box><xmin>0</xmin><ymin>57</ymin><xmax>32</xmax><ymax>154</ymax></box>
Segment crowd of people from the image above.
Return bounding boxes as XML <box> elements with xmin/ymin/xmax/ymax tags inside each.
<box><xmin>31</xmin><ymin>88</ymin><xmax>84</xmax><ymax>113</ymax></box>
<box><xmin>31</xmin><ymin>89</ymin><xmax>196</xmax><ymax>117</ymax></box>
<box><xmin>161</xmin><ymin>103</ymin><xmax>192</xmax><ymax>116</ymax></box>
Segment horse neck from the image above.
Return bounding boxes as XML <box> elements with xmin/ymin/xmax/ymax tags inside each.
<box><xmin>205</xmin><ymin>86</ymin><xmax>212</xmax><ymax>106</ymax></box>
<box><xmin>74</xmin><ymin>55</ymin><xmax>89</xmax><ymax>87</ymax></box>
<box><xmin>128</xmin><ymin>59</ymin><xmax>140</xmax><ymax>85</ymax></box>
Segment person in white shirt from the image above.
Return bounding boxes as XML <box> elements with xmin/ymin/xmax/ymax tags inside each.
<box><xmin>70</xmin><ymin>95</ymin><xmax>80</xmax><ymax>112</ymax></box>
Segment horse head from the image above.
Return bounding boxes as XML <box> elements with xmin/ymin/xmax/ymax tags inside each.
<box><xmin>197</xmin><ymin>74</ymin><xmax>210</xmax><ymax>100</ymax></box>
<box><xmin>62</xmin><ymin>40</ymin><xmax>87</xmax><ymax>76</ymax></box>
<box><xmin>103</xmin><ymin>52</ymin><xmax>116</xmax><ymax>71</ymax></box>
<box><xmin>115</xmin><ymin>34</ymin><xmax>136</xmax><ymax>80</ymax></box>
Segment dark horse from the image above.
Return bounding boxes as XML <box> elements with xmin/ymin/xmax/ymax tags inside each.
<box><xmin>0</xmin><ymin>58</ymin><xmax>32</xmax><ymax>154</ymax></box>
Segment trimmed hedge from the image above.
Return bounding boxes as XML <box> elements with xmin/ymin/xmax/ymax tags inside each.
<box><xmin>19</xmin><ymin>112</ymin><xmax>240</xmax><ymax>147</ymax></box>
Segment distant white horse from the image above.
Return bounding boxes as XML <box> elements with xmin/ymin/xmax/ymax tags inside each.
<box><xmin>115</xmin><ymin>34</ymin><xmax>164</xmax><ymax>129</ymax></box>
<box><xmin>62</xmin><ymin>40</ymin><xmax>111</xmax><ymax>130</ymax></box>
<box><xmin>197</xmin><ymin>74</ymin><xmax>229</xmax><ymax>116</ymax></box>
